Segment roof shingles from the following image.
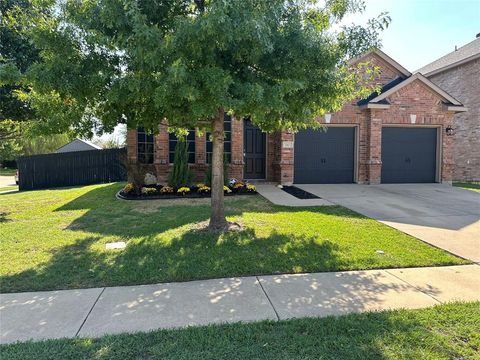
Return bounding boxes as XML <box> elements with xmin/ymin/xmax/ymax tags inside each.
<box><xmin>416</xmin><ymin>37</ymin><xmax>480</xmax><ymax>76</ymax></box>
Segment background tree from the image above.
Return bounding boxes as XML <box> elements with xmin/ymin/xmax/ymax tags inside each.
<box><xmin>0</xmin><ymin>0</ymin><xmax>38</xmax><ymax>142</ymax></box>
<box><xmin>0</xmin><ymin>0</ymin><xmax>74</xmax><ymax>164</ymax></box>
<box><xmin>1</xmin><ymin>0</ymin><xmax>389</xmax><ymax>229</ymax></box>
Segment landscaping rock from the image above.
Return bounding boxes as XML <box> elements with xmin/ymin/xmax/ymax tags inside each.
<box><xmin>144</xmin><ymin>173</ymin><xmax>157</xmax><ymax>186</ymax></box>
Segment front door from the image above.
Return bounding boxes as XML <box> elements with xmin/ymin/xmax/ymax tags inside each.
<box><xmin>244</xmin><ymin>119</ymin><xmax>266</xmax><ymax>179</ymax></box>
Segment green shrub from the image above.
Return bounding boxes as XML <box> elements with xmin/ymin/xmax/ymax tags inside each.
<box><xmin>168</xmin><ymin>136</ymin><xmax>192</xmax><ymax>188</ymax></box>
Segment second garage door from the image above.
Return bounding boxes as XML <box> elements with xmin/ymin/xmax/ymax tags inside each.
<box><xmin>294</xmin><ymin>127</ymin><xmax>355</xmax><ymax>184</ymax></box>
<box><xmin>381</xmin><ymin>127</ymin><xmax>437</xmax><ymax>183</ymax></box>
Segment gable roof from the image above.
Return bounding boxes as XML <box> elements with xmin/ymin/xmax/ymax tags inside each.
<box><xmin>56</xmin><ymin>138</ymin><xmax>102</xmax><ymax>153</ymax></box>
<box><xmin>357</xmin><ymin>76</ymin><xmax>404</xmax><ymax>106</ymax></box>
<box><xmin>358</xmin><ymin>73</ymin><xmax>467</xmax><ymax>112</ymax></box>
<box><xmin>416</xmin><ymin>37</ymin><xmax>480</xmax><ymax>76</ymax></box>
<box><xmin>368</xmin><ymin>73</ymin><xmax>463</xmax><ymax>106</ymax></box>
<box><xmin>349</xmin><ymin>49</ymin><xmax>412</xmax><ymax>78</ymax></box>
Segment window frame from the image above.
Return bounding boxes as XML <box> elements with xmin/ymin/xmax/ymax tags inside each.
<box><xmin>137</xmin><ymin>127</ymin><xmax>155</xmax><ymax>164</ymax></box>
<box><xmin>169</xmin><ymin>130</ymin><xmax>196</xmax><ymax>164</ymax></box>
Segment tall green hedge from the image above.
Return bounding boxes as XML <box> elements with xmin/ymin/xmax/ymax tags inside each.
<box><xmin>168</xmin><ymin>137</ymin><xmax>192</xmax><ymax>188</ymax></box>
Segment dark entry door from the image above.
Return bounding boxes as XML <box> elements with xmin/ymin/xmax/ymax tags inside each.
<box><xmin>294</xmin><ymin>127</ymin><xmax>355</xmax><ymax>184</ymax></box>
<box><xmin>244</xmin><ymin>119</ymin><xmax>266</xmax><ymax>179</ymax></box>
<box><xmin>381</xmin><ymin>127</ymin><xmax>437</xmax><ymax>183</ymax></box>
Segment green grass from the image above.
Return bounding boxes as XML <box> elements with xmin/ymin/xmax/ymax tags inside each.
<box><xmin>0</xmin><ymin>183</ymin><xmax>467</xmax><ymax>293</ymax></box>
<box><xmin>454</xmin><ymin>181</ymin><xmax>480</xmax><ymax>193</ymax></box>
<box><xmin>0</xmin><ymin>168</ymin><xmax>16</xmax><ymax>176</ymax></box>
<box><xmin>1</xmin><ymin>302</ymin><xmax>479</xmax><ymax>359</ymax></box>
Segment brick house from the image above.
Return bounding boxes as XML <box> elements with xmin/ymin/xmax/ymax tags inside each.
<box><xmin>417</xmin><ymin>35</ymin><xmax>480</xmax><ymax>181</ymax></box>
<box><xmin>127</xmin><ymin>49</ymin><xmax>466</xmax><ymax>185</ymax></box>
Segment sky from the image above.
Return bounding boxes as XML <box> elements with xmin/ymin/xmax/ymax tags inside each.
<box><xmin>341</xmin><ymin>0</ymin><xmax>480</xmax><ymax>71</ymax></box>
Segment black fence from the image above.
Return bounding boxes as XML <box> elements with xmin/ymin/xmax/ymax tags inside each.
<box><xmin>17</xmin><ymin>148</ymin><xmax>127</xmax><ymax>191</ymax></box>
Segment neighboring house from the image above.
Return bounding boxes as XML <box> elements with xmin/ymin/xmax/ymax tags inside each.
<box><xmin>127</xmin><ymin>49</ymin><xmax>466</xmax><ymax>185</ymax></box>
<box><xmin>417</xmin><ymin>35</ymin><xmax>480</xmax><ymax>181</ymax></box>
<box><xmin>56</xmin><ymin>139</ymin><xmax>102</xmax><ymax>153</ymax></box>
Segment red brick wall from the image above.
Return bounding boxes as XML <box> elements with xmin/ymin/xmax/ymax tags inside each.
<box><xmin>127</xmin><ymin>53</ymin><xmax>455</xmax><ymax>185</ymax></box>
<box><xmin>428</xmin><ymin>58</ymin><xmax>480</xmax><ymax>181</ymax></box>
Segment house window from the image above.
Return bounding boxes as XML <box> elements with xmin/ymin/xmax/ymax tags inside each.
<box><xmin>137</xmin><ymin>127</ymin><xmax>154</xmax><ymax>164</ymax></box>
<box><xmin>169</xmin><ymin>130</ymin><xmax>196</xmax><ymax>164</ymax></box>
<box><xmin>206</xmin><ymin>114</ymin><xmax>231</xmax><ymax>163</ymax></box>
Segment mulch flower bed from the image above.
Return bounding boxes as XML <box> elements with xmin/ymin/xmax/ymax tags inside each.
<box><xmin>118</xmin><ymin>182</ymin><xmax>257</xmax><ymax>200</ymax></box>
<box><xmin>281</xmin><ymin>185</ymin><xmax>320</xmax><ymax>199</ymax></box>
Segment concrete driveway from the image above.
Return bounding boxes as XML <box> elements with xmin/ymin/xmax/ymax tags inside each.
<box><xmin>297</xmin><ymin>184</ymin><xmax>480</xmax><ymax>262</ymax></box>
<box><xmin>0</xmin><ymin>175</ymin><xmax>16</xmax><ymax>188</ymax></box>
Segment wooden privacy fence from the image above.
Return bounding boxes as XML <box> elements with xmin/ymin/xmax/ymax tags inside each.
<box><xmin>17</xmin><ymin>148</ymin><xmax>127</xmax><ymax>191</ymax></box>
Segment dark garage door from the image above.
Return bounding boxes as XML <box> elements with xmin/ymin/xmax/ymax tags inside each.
<box><xmin>381</xmin><ymin>127</ymin><xmax>437</xmax><ymax>183</ymax></box>
<box><xmin>294</xmin><ymin>127</ymin><xmax>355</xmax><ymax>184</ymax></box>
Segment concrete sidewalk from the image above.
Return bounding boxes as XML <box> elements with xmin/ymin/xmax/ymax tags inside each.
<box><xmin>1</xmin><ymin>264</ymin><xmax>479</xmax><ymax>344</ymax></box>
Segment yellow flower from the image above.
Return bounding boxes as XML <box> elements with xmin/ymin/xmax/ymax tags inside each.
<box><xmin>160</xmin><ymin>186</ymin><xmax>174</xmax><ymax>194</ymax></box>
<box><xmin>123</xmin><ymin>183</ymin><xmax>135</xmax><ymax>193</ymax></box>
<box><xmin>198</xmin><ymin>185</ymin><xmax>211</xmax><ymax>194</ymax></box>
<box><xmin>224</xmin><ymin>185</ymin><xmax>232</xmax><ymax>193</ymax></box>
<box><xmin>141</xmin><ymin>187</ymin><xmax>157</xmax><ymax>195</ymax></box>
<box><xmin>233</xmin><ymin>182</ymin><xmax>244</xmax><ymax>189</ymax></box>
<box><xmin>246</xmin><ymin>184</ymin><xmax>256</xmax><ymax>192</ymax></box>
<box><xmin>177</xmin><ymin>187</ymin><xmax>191</xmax><ymax>195</ymax></box>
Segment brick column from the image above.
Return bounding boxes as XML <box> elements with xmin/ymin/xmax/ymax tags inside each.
<box><xmin>366</xmin><ymin>110</ymin><xmax>382</xmax><ymax>184</ymax></box>
<box><xmin>230</xmin><ymin>116</ymin><xmax>244</xmax><ymax>180</ymax></box>
<box><xmin>154</xmin><ymin>122</ymin><xmax>170</xmax><ymax>182</ymax></box>
<box><xmin>442</xmin><ymin>114</ymin><xmax>455</xmax><ymax>183</ymax></box>
<box><xmin>266</xmin><ymin>133</ymin><xmax>276</xmax><ymax>181</ymax></box>
<box><xmin>274</xmin><ymin>130</ymin><xmax>294</xmax><ymax>185</ymax></box>
<box><xmin>126</xmin><ymin>129</ymin><xmax>137</xmax><ymax>164</ymax></box>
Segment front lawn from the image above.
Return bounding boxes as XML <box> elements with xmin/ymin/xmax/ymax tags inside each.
<box><xmin>453</xmin><ymin>181</ymin><xmax>480</xmax><ymax>193</ymax></box>
<box><xmin>0</xmin><ymin>183</ymin><xmax>467</xmax><ymax>293</ymax></box>
<box><xmin>1</xmin><ymin>302</ymin><xmax>479</xmax><ymax>359</ymax></box>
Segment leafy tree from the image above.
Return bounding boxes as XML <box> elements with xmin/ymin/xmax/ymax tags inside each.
<box><xmin>0</xmin><ymin>133</ymin><xmax>71</xmax><ymax>164</ymax></box>
<box><xmin>168</xmin><ymin>136</ymin><xmax>192</xmax><ymax>188</ymax></box>
<box><xmin>1</xmin><ymin>0</ymin><xmax>388</xmax><ymax>230</ymax></box>
<box><xmin>0</xmin><ymin>0</ymin><xmax>38</xmax><ymax>142</ymax></box>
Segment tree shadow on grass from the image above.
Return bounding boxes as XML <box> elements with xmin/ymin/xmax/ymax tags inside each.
<box><xmin>0</xmin><ymin>183</ymin><xmax>369</xmax><ymax>293</ymax></box>
<box><xmin>0</xmin><ymin>227</ymin><xmax>350</xmax><ymax>293</ymax></box>
<box><xmin>0</xmin><ymin>212</ymin><xmax>10</xmax><ymax>223</ymax></box>
<box><xmin>52</xmin><ymin>183</ymin><xmax>365</xmax><ymax>239</ymax></box>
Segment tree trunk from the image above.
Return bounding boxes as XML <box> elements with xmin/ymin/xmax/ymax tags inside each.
<box><xmin>209</xmin><ymin>108</ymin><xmax>228</xmax><ymax>230</ymax></box>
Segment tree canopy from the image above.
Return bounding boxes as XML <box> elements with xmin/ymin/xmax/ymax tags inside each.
<box><xmin>0</xmin><ymin>0</ymin><xmax>389</xmax><ymax>228</ymax></box>
<box><xmin>0</xmin><ymin>0</ymin><xmax>39</xmax><ymax>144</ymax></box>
<box><xmin>1</xmin><ymin>0</ymin><xmax>388</xmax><ymax>136</ymax></box>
